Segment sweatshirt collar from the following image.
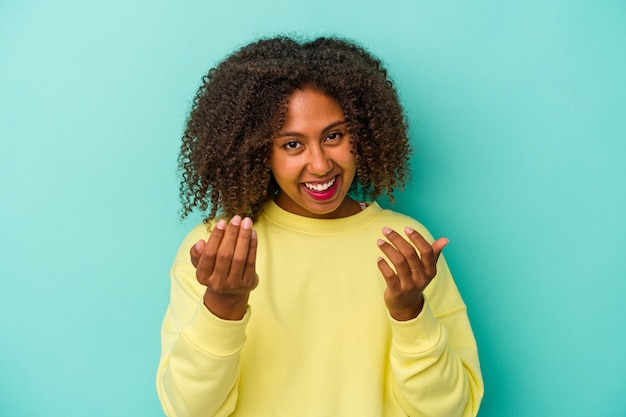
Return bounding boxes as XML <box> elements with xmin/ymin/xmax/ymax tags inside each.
<box><xmin>260</xmin><ymin>200</ymin><xmax>384</xmax><ymax>235</ymax></box>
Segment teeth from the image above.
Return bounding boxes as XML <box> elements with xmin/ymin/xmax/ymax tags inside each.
<box><xmin>304</xmin><ymin>177</ymin><xmax>336</xmax><ymax>192</ymax></box>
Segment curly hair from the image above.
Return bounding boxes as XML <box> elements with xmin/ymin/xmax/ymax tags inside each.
<box><xmin>179</xmin><ymin>36</ymin><xmax>412</xmax><ymax>222</ymax></box>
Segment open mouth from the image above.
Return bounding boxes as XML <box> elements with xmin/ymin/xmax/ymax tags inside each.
<box><xmin>304</xmin><ymin>176</ymin><xmax>336</xmax><ymax>192</ymax></box>
<box><xmin>302</xmin><ymin>175</ymin><xmax>339</xmax><ymax>200</ymax></box>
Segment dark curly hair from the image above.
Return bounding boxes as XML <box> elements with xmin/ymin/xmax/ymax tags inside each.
<box><xmin>179</xmin><ymin>36</ymin><xmax>412</xmax><ymax>222</ymax></box>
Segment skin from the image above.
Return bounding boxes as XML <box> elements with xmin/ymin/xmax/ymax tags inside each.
<box><xmin>270</xmin><ymin>88</ymin><xmax>361</xmax><ymax>219</ymax></box>
<box><xmin>377</xmin><ymin>228</ymin><xmax>448</xmax><ymax>320</ymax></box>
<box><xmin>190</xmin><ymin>88</ymin><xmax>448</xmax><ymax>321</ymax></box>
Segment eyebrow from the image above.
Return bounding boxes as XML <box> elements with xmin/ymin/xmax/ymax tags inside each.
<box><xmin>276</xmin><ymin>120</ymin><xmax>347</xmax><ymax>138</ymax></box>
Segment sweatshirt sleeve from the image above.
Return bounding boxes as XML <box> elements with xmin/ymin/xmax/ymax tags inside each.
<box><xmin>387</xmin><ymin>224</ymin><xmax>484</xmax><ymax>417</ymax></box>
<box><xmin>156</xmin><ymin>224</ymin><xmax>250</xmax><ymax>417</ymax></box>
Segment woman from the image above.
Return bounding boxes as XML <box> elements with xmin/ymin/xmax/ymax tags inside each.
<box><xmin>157</xmin><ymin>36</ymin><xmax>483</xmax><ymax>416</ymax></box>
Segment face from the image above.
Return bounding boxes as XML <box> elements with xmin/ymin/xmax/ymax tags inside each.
<box><xmin>270</xmin><ymin>88</ymin><xmax>358</xmax><ymax>219</ymax></box>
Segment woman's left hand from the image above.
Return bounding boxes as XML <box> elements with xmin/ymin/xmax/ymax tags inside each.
<box><xmin>377</xmin><ymin>227</ymin><xmax>449</xmax><ymax>321</ymax></box>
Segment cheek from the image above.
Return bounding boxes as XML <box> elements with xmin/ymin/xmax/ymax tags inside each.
<box><xmin>269</xmin><ymin>152</ymin><xmax>286</xmax><ymax>177</ymax></box>
<box><xmin>270</xmin><ymin>158</ymin><xmax>297</xmax><ymax>182</ymax></box>
<box><xmin>345</xmin><ymin>157</ymin><xmax>358</xmax><ymax>185</ymax></box>
<box><xmin>342</xmin><ymin>151</ymin><xmax>357</xmax><ymax>173</ymax></box>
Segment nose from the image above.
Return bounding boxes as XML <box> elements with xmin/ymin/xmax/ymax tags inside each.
<box><xmin>307</xmin><ymin>144</ymin><xmax>332</xmax><ymax>176</ymax></box>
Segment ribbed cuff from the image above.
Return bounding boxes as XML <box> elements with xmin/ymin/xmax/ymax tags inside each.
<box><xmin>182</xmin><ymin>301</ymin><xmax>251</xmax><ymax>356</ymax></box>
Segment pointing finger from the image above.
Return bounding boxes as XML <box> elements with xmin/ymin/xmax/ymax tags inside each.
<box><xmin>212</xmin><ymin>216</ymin><xmax>243</xmax><ymax>278</ymax></box>
<box><xmin>228</xmin><ymin>217</ymin><xmax>254</xmax><ymax>279</ymax></box>
<box><xmin>377</xmin><ymin>256</ymin><xmax>401</xmax><ymax>291</ymax></box>
<box><xmin>196</xmin><ymin>219</ymin><xmax>226</xmax><ymax>280</ymax></box>
<box><xmin>404</xmin><ymin>227</ymin><xmax>448</xmax><ymax>276</ymax></box>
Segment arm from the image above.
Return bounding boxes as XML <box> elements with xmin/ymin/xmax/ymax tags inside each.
<box><xmin>378</xmin><ymin>227</ymin><xmax>484</xmax><ymax>416</ymax></box>
<box><xmin>156</xmin><ymin>217</ymin><xmax>258</xmax><ymax>417</ymax></box>
<box><xmin>388</xmin><ymin>288</ymin><xmax>483</xmax><ymax>416</ymax></box>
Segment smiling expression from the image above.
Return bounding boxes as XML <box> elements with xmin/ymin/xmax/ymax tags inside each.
<box><xmin>270</xmin><ymin>88</ymin><xmax>359</xmax><ymax>219</ymax></box>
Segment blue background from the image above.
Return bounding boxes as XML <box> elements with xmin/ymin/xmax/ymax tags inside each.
<box><xmin>1</xmin><ymin>1</ymin><xmax>625</xmax><ymax>416</ymax></box>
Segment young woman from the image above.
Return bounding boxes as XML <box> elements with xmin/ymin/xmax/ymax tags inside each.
<box><xmin>157</xmin><ymin>36</ymin><xmax>483</xmax><ymax>417</ymax></box>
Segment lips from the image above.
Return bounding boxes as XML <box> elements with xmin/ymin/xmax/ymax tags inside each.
<box><xmin>302</xmin><ymin>175</ymin><xmax>340</xmax><ymax>201</ymax></box>
<box><xmin>304</xmin><ymin>176</ymin><xmax>336</xmax><ymax>192</ymax></box>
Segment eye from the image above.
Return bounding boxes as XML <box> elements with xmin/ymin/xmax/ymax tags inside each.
<box><xmin>326</xmin><ymin>132</ymin><xmax>343</xmax><ymax>141</ymax></box>
<box><xmin>283</xmin><ymin>141</ymin><xmax>301</xmax><ymax>150</ymax></box>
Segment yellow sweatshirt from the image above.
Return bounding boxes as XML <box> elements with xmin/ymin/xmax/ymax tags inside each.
<box><xmin>157</xmin><ymin>202</ymin><xmax>483</xmax><ymax>416</ymax></box>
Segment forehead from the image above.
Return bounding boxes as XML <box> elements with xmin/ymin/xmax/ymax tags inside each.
<box><xmin>279</xmin><ymin>88</ymin><xmax>345</xmax><ymax>133</ymax></box>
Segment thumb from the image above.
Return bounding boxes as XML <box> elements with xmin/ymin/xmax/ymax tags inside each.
<box><xmin>190</xmin><ymin>240</ymin><xmax>205</xmax><ymax>268</ymax></box>
<box><xmin>431</xmin><ymin>237</ymin><xmax>449</xmax><ymax>262</ymax></box>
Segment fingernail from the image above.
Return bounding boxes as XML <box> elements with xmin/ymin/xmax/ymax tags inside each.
<box><xmin>405</xmin><ymin>227</ymin><xmax>414</xmax><ymax>234</ymax></box>
<box><xmin>382</xmin><ymin>227</ymin><xmax>392</xmax><ymax>235</ymax></box>
<box><xmin>194</xmin><ymin>240</ymin><xmax>203</xmax><ymax>251</ymax></box>
<box><xmin>251</xmin><ymin>230</ymin><xmax>257</xmax><ymax>239</ymax></box>
<box><xmin>216</xmin><ymin>219</ymin><xmax>226</xmax><ymax>230</ymax></box>
<box><xmin>230</xmin><ymin>215</ymin><xmax>242</xmax><ymax>226</ymax></box>
<box><xmin>377</xmin><ymin>239</ymin><xmax>386</xmax><ymax>246</ymax></box>
<box><xmin>241</xmin><ymin>217</ymin><xmax>252</xmax><ymax>229</ymax></box>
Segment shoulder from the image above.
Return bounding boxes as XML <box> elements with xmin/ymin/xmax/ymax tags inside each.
<box><xmin>185</xmin><ymin>222</ymin><xmax>212</xmax><ymax>241</ymax></box>
<box><xmin>172</xmin><ymin>222</ymin><xmax>212</xmax><ymax>263</ymax></box>
<box><xmin>182</xmin><ymin>222</ymin><xmax>211</xmax><ymax>245</ymax></box>
<box><xmin>372</xmin><ymin>205</ymin><xmax>435</xmax><ymax>242</ymax></box>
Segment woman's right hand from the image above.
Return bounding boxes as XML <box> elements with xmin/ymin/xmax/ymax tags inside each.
<box><xmin>190</xmin><ymin>215</ymin><xmax>258</xmax><ymax>320</ymax></box>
